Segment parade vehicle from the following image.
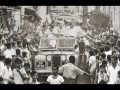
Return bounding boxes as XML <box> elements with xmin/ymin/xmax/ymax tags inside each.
<box><xmin>31</xmin><ymin>13</ymin><xmax>87</xmax><ymax>83</ymax></box>
<box><xmin>31</xmin><ymin>35</ymin><xmax>81</xmax><ymax>83</ymax></box>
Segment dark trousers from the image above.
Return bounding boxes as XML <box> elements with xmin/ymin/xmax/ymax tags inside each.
<box><xmin>63</xmin><ymin>77</ymin><xmax>75</xmax><ymax>84</ymax></box>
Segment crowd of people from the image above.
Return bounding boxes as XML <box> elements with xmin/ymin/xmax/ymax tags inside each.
<box><xmin>84</xmin><ymin>28</ymin><xmax>120</xmax><ymax>84</ymax></box>
<box><xmin>0</xmin><ymin>12</ymin><xmax>120</xmax><ymax>84</ymax></box>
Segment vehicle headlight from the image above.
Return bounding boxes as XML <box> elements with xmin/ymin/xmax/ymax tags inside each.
<box><xmin>47</xmin><ymin>55</ymin><xmax>52</xmax><ymax>61</ymax></box>
<box><xmin>61</xmin><ymin>55</ymin><xmax>66</xmax><ymax>61</ymax></box>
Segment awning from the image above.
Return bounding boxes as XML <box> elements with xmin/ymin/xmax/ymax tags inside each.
<box><xmin>24</xmin><ymin>8</ymin><xmax>42</xmax><ymax>21</ymax></box>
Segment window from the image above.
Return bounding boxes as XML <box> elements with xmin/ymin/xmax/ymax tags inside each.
<box><xmin>36</xmin><ymin>61</ymin><xmax>46</xmax><ymax>68</ymax></box>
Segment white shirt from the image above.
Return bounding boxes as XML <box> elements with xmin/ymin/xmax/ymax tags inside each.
<box><xmin>98</xmin><ymin>72</ymin><xmax>108</xmax><ymax>83</ymax></box>
<box><xmin>13</xmin><ymin>68</ymin><xmax>27</xmax><ymax>84</ymax></box>
<box><xmin>3</xmin><ymin>66</ymin><xmax>13</xmax><ymax>84</ymax></box>
<box><xmin>4</xmin><ymin>49</ymin><xmax>12</xmax><ymax>59</ymax></box>
<box><xmin>0</xmin><ymin>61</ymin><xmax>5</xmax><ymax>77</ymax></box>
<box><xmin>59</xmin><ymin>63</ymin><xmax>84</xmax><ymax>79</ymax></box>
<box><xmin>11</xmin><ymin>48</ymin><xmax>16</xmax><ymax>56</ymax></box>
<box><xmin>89</xmin><ymin>56</ymin><xmax>97</xmax><ymax>73</ymax></box>
<box><xmin>47</xmin><ymin>75</ymin><xmax>64</xmax><ymax>84</ymax></box>
<box><xmin>105</xmin><ymin>51</ymin><xmax>112</xmax><ymax>57</ymax></box>
<box><xmin>107</xmin><ymin>64</ymin><xmax>120</xmax><ymax>84</ymax></box>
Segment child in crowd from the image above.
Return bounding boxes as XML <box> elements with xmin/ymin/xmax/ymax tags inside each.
<box><xmin>47</xmin><ymin>66</ymin><xmax>64</xmax><ymax>84</ymax></box>
<box><xmin>95</xmin><ymin>65</ymin><xmax>108</xmax><ymax>84</ymax></box>
<box><xmin>29</xmin><ymin>71</ymin><xmax>40</xmax><ymax>84</ymax></box>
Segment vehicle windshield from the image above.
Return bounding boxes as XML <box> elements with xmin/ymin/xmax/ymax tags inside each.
<box><xmin>40</xmin><ymin>37</ymin><xmax>76</xmax><ymax>50</ymax></box>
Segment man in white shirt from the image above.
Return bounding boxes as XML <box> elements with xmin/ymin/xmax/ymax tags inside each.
<box><xmin>89</xmin><ymin>51</ymin><xmax>97</xmax><ymax>84</ymax></box>
<box><xmin>47</xmin><ymin>66</ymin><xmax>64</xmax><ymax>84</ymax></box>
<box><xmin>3</xmin><ymin>58</ymin><xmax>14</xmax><ymax>84</ymax></box>
<box><xmin>59</xmin><ymin>55</ymin><xmax>89</xmax><ymax>84</ymax></box>
<box><xmin>4</xmin><ymin>43</ymin><xmax>12</xmax><ymax>59</ymax></box>
<box><xmin>107</xmin><ymin>55</ymin><xmax>120</xmax><ymax>84</ymax></box>
<box><xmin>13</xmin><ymin>58</ymin><xmax>27</xmax><ymax>84</ymax></box>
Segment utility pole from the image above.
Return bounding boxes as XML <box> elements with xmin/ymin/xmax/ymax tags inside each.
<box><xmin>83</xmin><ymin>6</ymin><xmax>88</xmax><ymax>26</ymax></box>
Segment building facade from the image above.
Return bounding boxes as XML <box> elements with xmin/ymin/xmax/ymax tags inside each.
<box><xmin>100</xmin><ymin>6</ymin><xmax>120</xmax><ymax>32</ymax></box>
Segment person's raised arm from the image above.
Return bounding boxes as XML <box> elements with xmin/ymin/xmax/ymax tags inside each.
<box><xmin>75</xmin><ymin>67</ymin><xmax>90</xmax><ymax>76</ymax></box>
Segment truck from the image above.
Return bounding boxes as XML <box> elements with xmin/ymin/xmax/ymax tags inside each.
<box><xmin>31</xmin><ymin>36</ymin><xmax>80</xmax><ymax>83</ymax></box>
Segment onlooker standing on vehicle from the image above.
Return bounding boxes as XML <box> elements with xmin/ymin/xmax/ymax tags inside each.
<box><xmin>47</xmin><ymin>66</ymin><xmax>64</xmax><ymax>84</ymax></box>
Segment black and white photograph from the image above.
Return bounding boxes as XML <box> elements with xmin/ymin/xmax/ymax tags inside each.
<box><xmin>0</xmin><ymin>6</ymin><xmax>120</xmax><ymax>84</ymax></box>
